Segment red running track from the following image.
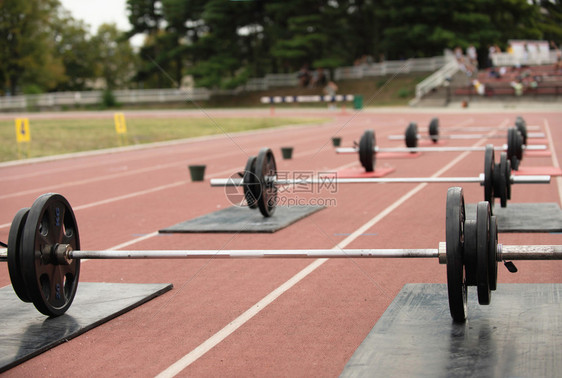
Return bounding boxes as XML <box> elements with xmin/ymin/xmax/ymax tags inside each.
<box><xmin>1</xmin><ymin>108</ymin><xmax>561</xmax><ymax>377</ymax></box>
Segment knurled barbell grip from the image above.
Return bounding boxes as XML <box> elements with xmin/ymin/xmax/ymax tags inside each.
<box><xmin>210</xmin><ymin>175</ymin><xmax>550</xmax><ymax>187</ymax></box>
<box><xmin>67</xmin><ymin>248</ymin><xmax>440</xmax><ymax>260</ymax></box>
<box><xmin>335</xmin><ymin>145</ymin><xmax>547</xmax><ymax>153</ymax></box>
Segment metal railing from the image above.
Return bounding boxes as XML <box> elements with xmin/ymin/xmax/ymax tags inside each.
<box><xmin>0</xmin><ymin>55</ymin><xmax>449</xmax><ymax>111</ymax></box>
<box><xmin>412</xmin><ymin>55</ymin><xmax>460</xmax><ymax>102</ymax></box>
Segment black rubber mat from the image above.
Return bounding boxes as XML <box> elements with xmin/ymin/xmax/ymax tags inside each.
<box><xmin>466</xmin><ymin>202</ymin><xmax>562</xmax><ymax>233</ymax></box>
<box><xmin>0</xmin><ymin>282</ymin><xmax>172</xmax><ymax>373</ymax></box>
<box><xmin>159</xmin><ymin>205</ymin><xmax>325</xmax><ymax>233</ymax></box>
<box><xmin>341</xmin><ymin>283</ymin><xmax>562</xmax><ymax>377</ymax></box>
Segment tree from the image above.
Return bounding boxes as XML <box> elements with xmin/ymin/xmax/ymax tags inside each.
<box><xmin>0</xmin><ymin>0</ymin><xmax>65</xmax><ymax>95</ymax></box>
<box><xmin>535</xmin><ymin>0</ymin><xmax>562</xmax><ymax>45</ymax></box>
<box><xmin>51</xmin><ymin>10</ymin><xmax>99</xmax><ymax>91</ymax></box>
<box><xmin>91</xmin><ymin>23</ymin><xmax>138</xmax><ymax>89</ymax></box>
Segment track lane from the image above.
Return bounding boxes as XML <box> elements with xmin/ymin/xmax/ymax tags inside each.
<box><xmin>1</xmin><ymin>110</ymin><xmax>561</xmax><ymax>376</ymax></box>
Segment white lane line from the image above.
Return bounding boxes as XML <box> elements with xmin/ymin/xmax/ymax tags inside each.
<box><xmin>0</xmin><ymin>128</ymin><xmax>336</xmax><ymax>199</ymax></box>
<box><xmin>0</xmin><ymin>149</ymin><xmax>357</xmax><ymax>230</ymax></box>
<box><xmin>155</xmin><ymin>126</ymin><xmax>497</xmax><ymax>378</ymax></box>
<box><xmin>0</xmin><ymin>161</ymin><xmax>183</xmax><ymax>200</ymax></box>
<box><xmin>0</xmin><ymin>164</ymin><xmax>254</xmax><ymax>230</ymax></box>
<box><xmin>543</xmin><ymin>119</ymin><xmax>562</xmax><ymax>205</ymax></box>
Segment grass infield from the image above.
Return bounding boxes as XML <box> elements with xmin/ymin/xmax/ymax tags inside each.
<box><xmin>0</xmin><ymin>116</ymin><xmax>326</xmax><ymax>162</ymax></box>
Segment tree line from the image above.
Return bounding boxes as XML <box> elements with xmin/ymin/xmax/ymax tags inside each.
<box><xmin>1</xmin><ymin>0</ymin><xmax>561</xmax><ymax>96</ymax></box>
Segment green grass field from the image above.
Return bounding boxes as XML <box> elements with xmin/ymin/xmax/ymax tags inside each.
<box><xmin>0</xmin><ymin>117</ymin><xmax>326</xmax><ymax>162</ymax></box>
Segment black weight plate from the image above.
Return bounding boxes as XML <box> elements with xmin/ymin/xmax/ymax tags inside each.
<box><xmin>464</xmin><ymin>220</ymin><xmax>477</xmax><ymax>286</ymax></box>
<box><xmin>255</xmin><ymin>148</ymin><xmax>278</xmax><ymax>217</ymax></box>
<box><xmin>483</xmin><ymin>145</ymin><xmax>494</xmax><ymax>212</ymax></box>
<box><xmin>476</xmin><ymin>201</ymin><xmax>491</xmax><ymax>305</ymax></box>
<box><xmin>498</xmin><ymin>152</ymin><xmax>508</xmax><ymax>207</ymax></box>
<box><xmin>21</xmin><ymin>193</ymin><xmax>81</xmax><ymax>316</ymax></box>
<box><xmin>7</xmin><ymin>207</ymin><xmax>32</xmax><ymax>303</ymax></box>
<box><xmin>514</xmin><ymin>128</ymin><xmax>523</xmax><ymax>161</ymax></box>
<box><xmin>405</xmin><ymin>122</ymin><xmax>418</xmax><ymax>148</ymax></box>
<box><xmin>243</xmin><ymin>156</ymin><xmax>259</xmax><ymax>209</ymax></box>
<box><xmin>515</xmin><ymin>116</ymin><xmax>527</xmax><ymax>145</ymax></box>
<box><xmin>446</xmin><ymin>187</ymin><xmax>467</xmax><ymax>322</ymax></box>
<box><xmin>504</xmin><ymin>153</ymin><xmax>512</xmax><ymax>200</ymax></box>
<box><xmin>506</xmin><ymin>128</ymin><xmax>517</xmax><ymax>170</ymax></box>
<box><xmin>489</xmin><ymin>215</ymin><xmax>498</xmax><ymax>291</ymax></box>
<box><xmin>359</xmin><ymin>129</ymin><xmax>375</xmax><ymax>172</ymax></box>
<box><xmin>508</xmin><ymin>127</ymin><xmax>522</xmax><ymax>170</ymax></box>
<box><xmin>428</xmin><ymin>118</ymin><xmax>439</xmax><ymax>143</ymax></box>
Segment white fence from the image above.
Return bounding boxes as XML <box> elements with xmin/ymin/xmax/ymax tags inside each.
<box><xmin>0</xmin><ymin>88</ymin><xmax>211</xmax><ymax>111</ymax></box>
<box><xmin>491</xmin><ymin>51</ymin><xmax>559</xmax><ymax>67</ymax></box>
<box><xmin>0</xmin><ymin>55</ymin><xmax>449</xmax><ymax>111</ymax></box>
<box><xmin>334</xmin><ymin>56</ymin><xmax>448</xmax><ymax>81</ymax></box>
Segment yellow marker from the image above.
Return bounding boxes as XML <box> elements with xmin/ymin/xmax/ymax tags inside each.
<box><xmin>15</xmin><ymin>118</ymin><xmax>31</xmax><ymax>143</ymax></box>
<box><xmin>114</xmin><ymin>113</ymin><xmax>127</xmax><ymax>135</ymax></box>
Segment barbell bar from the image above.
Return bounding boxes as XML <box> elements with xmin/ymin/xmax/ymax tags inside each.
<box><xmin>388</xmin><ymin>120</ymin><xmax>543</xmax><ymax>145</ymax></box>
<box><xmin>444</xmin><ymin>116</ymin><xmax>541</xmax><ymax>132</ymax></box>
<box><xmin>2</xmin><ymin>189</ymin><xmax>561</xmax><ymax>322</ymax></box>
<box><xmin>210</xmin><ymin>146</ymin><xmax>550</xmax><ymax>217</ymax></box>
<box><xmin>336</xmin><ymin>127</ymin><xmax>546</xmax><ymax>172</ymax></box>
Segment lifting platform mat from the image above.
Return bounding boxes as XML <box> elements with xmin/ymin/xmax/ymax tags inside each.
<box><xmin>159</xmin><ymin>205</ymin><xmax>325</xmax><ymax>234</ymax></box>
<box><xmin>513</xmin><ymin>166</ymin><xmax>562</xmax><ymax>176</ymax></box>
<box><xmin>0</xmin><ymin>282</ymin><xmax>173</xmax><ymax>373</ymax></box>
<box><xmin>466</xmin><ymin>202</ymin><xmax>562</xmax><ymax>233</ymax></box>
<box><xmin>341</xmin><ymin>283</ymin><xmax>562</xmax><ymax>378</ymax></box>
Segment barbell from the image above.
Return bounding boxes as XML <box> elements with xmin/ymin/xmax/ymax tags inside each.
<box><xmin>336</xmin><ymin>127</ymin><xmax>546</xmax><ymax>172</ymax></box>
<box><xmin>444</xmin><ymin>116</ymin><xmax>541</xmax><ymax>133</ymax></box>
<box><xmin>209</xmin><ymin>146</ymin><xmax>549</xmax><ymax>217</ymax></box>
<box><xmin>388</xmin><ymin>118</ymin><xmax>543</xmax><ymax>146</ymax></box>
<box><xmin>1</xmin><ymin>189</ymin><xmax>560</xmax><ymax>322</ymax></box>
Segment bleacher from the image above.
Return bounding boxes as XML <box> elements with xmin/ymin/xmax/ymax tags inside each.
<box><xmin>454</xmin><ymin>63</ymin><xmax>562</xmax><ymax>98</ymax></box>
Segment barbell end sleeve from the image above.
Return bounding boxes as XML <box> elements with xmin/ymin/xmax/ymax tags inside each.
<box><xmin>387</xmin><ymin>135</ymin><xmax>406</xmax><ymax>140</ymax></box>
<box><xmin>511</xmin><ymin>175</ymin><xmax>551</xmax><ymax>184</ymax></box>
<box><xmin>209</xmin><ymin>178</ymin><xmax>244</xmax><ymax>186</ymax></box>
<box><xmin>523</xmin><ymin>145</ymin><xmax>548</xmax><ymax>151</ymax></box>
<box><xmin>499</xmin><ymin>244</ymin><xmax>562</xmax><ymax>260</ymax></box>
<box><xmin>335</xmin><ymin>147</ymin><xmax>359</xmax><ymax>154</ymax></box>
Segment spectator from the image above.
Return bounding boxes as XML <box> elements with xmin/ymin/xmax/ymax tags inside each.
<box><xmin>472</xmin><ymin>79</ymin><xmax>485</xmax><ymax>96</ymax></box>
<box><xmin>467</xmin><ymin>44</ymin><xmax>478</xmax><ymax>68</ymax></box>
<box><xmin>511</xmin><ymin>79</ymin><xmax>523</xmax><ymax>96</ymax></box>
<box><xmin>457</xmin><ymin>57</ymin><xmax>474</xmax><ymax>77</ymax></box>
<box><xmin>454</xmin><ymin>46</ymin><xmax>463</xmax><ymax>61</ymax></box>
<box><xmin>323</xmin><ymin>81</ymin><xmax>338</xmax><ymax>109</ymax></box>
<box><xmin>550</xmin><ymin>41</ymin><xmax>561</xmax><ymax>64</ymax></box>
<box><xmin>311</xmin><ymin>67</ymin><xmax>327</xmax><ymax>88</ymax></box>
<box><xmin>487</xmin><ymin>45</ymin><xmax>496</xmax><ymax>67</ymax></box>
<box><xmin>297</xmin><ymin>64</ymin><xmax>311</xmax><ymax>88</ymax></box>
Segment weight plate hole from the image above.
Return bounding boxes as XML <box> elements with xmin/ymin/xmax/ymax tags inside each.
<box><xmin>40</xmin><ymin>212</ymin><xmax>49</xmax><ymax>237</ymax></box>
<box><xmin>64</xmin><ymin>273</ymin><xmax>74</xmax><ymax>299</ymax></box>
<box><xmin>40</xmin><ymin>274</ymin><xmax>50</xmax><ymax>300</ymax></box>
